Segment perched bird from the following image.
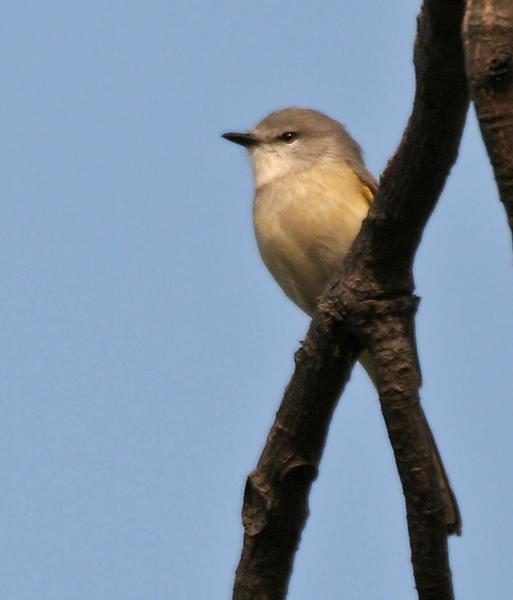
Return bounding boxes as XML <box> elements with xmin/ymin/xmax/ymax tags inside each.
<box><xmin>222</xmin><ymin>107</ymin><xmax>460</xmax><ymax>535</ymax></box>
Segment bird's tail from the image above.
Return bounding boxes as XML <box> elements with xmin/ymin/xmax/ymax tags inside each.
<box><xmin>359</xmin><ymin>351</ymin><xmax>461</xmax><ymax>536</ymax></box>
<box><xmin>421</xmin><ymin>405</ymin><xmax>461</xmax><ymax>535</ymax></box>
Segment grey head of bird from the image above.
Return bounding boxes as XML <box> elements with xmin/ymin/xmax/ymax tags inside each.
<box><xmin>222</xmin><ymin>107</ymin><xmax>365</xmax><ymax>189</ymax></box>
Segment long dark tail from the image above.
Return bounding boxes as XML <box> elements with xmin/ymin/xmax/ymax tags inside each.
<box><xmin>421</xmin><ymin>405</ymin><xmax>461</xmax><ymax>535</ymax></box>
<box><xmin>359</xmin><ymin>351</ymin><xmax>461</xmax><ymax>535</ymax></box>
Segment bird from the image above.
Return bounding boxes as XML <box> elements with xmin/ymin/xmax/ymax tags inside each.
<box><xmin>222</xmin><ymin>107</ymin><xmax>461</xmax><ymax>535</ymax></box>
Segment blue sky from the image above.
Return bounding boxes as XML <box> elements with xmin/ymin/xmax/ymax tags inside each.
<box><xmin>2</xmin><ymin>2</ymin><xmax>512</xmax><ymax>599</ymax></box>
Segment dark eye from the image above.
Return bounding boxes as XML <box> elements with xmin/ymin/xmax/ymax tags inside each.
<box><xmin>279</xmin><ymin>131</ymin><xmax>297</xmax><ymax>143</ymax></box>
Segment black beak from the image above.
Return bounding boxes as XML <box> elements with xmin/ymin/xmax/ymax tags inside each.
<box><xmin>222</xmin><ymin>131</ymin><xmax>259</xmax><ymax>147</ymax></box>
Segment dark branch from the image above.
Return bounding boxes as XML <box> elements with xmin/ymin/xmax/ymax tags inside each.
<box><xmin>353</xmin><ymin>297</ymin><xmax>455</xmax><ymax>599</ymax></box>
<box><xmin>232</xmin><ymin>1</ymin><xmax>468</xmax><ymax>599</ymax></box>
<box><xmin>463</xmin><ymin>0</ymin><xmax>513</xmax><ymax>243</ymax></box>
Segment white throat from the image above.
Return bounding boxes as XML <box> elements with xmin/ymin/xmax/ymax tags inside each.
<box><xmin>249</xmin><ymin>146</ymin><xmax>298</xmax><ymax>189</ymax></box>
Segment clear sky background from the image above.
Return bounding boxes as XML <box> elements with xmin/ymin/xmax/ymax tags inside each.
<box><xmin>2</xmin><ymin>2</ymin><xmax>513</xmax><ymax>599</ymax></box>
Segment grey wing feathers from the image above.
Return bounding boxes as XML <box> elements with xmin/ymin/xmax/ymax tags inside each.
<box><xmin>351</xmin><ymin>160</ymin><xmax>379</xmax><ymax>196</ymax></box>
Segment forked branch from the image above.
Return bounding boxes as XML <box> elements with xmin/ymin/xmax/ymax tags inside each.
<box><xmin>232</xmin><ymin>1</ymin><xmax>468</xmax><ymax>599</ymax></box>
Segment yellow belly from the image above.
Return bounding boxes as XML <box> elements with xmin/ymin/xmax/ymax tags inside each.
<box><xmin>253</xmin><ymin>162</ymin><xmax>372</xmax><ymax>315</ymax></box>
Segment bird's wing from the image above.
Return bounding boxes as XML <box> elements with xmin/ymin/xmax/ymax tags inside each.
<box><xmin>348</xmin><ymin>160</ymin><xmax>378</xmax><ymax>204</ymax></box>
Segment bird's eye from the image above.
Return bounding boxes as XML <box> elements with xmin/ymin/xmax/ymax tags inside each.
<box><xmin>279</xmin><ymin>131</ymin><xmax>297</xmax><ymax>143</ymax></box>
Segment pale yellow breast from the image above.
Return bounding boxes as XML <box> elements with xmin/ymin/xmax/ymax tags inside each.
<box><xmin>253</xmin><ymin>161</ymin><xmax>372</xmax><ymax>315</ymax></box>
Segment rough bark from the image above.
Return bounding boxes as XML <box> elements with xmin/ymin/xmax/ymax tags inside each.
<box><xmin>232</xmin><ymin>1</ymin><xmax>468</xmax><ymax>599</ymax></box>
<box><xmin>463</xmin><ymin>0</ymin><xmax>513</xmax><ymax>241</ymax></box>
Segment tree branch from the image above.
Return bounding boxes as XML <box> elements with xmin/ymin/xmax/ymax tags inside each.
<box><xmin>353</xmin><ymin>296</ymin><xmax>454</xmax><ymax>599</ymax></box>
<box><xmin>232</xmin><ymin>1</ymin><xmax>468</xmax><ymax>598</ymax></box>
<box><xmin>463</xmin><ymin>0</ymin><xmax>513</xmax><ymax>242</ymax></box>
